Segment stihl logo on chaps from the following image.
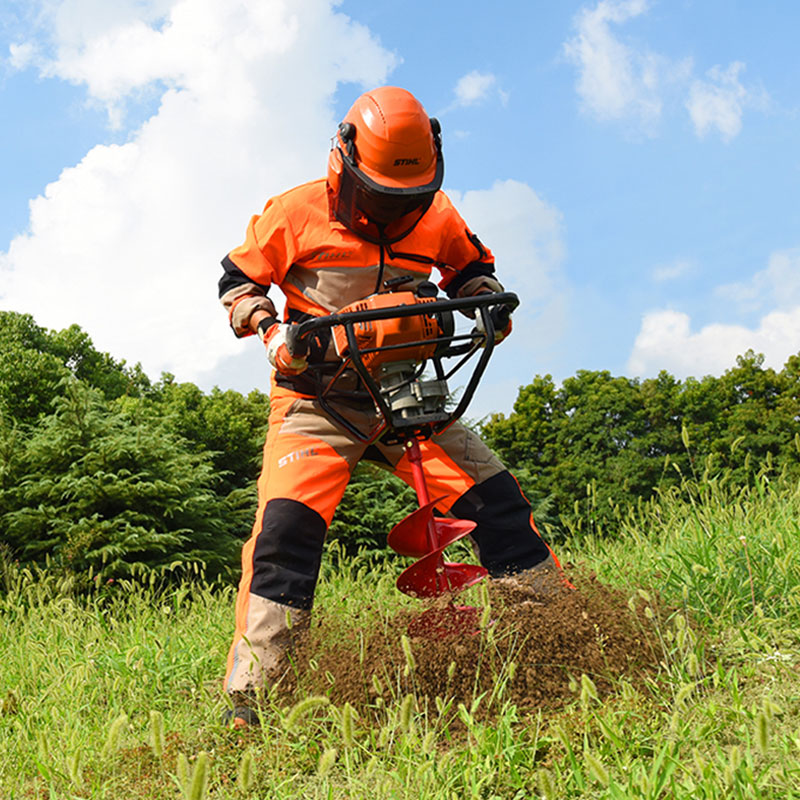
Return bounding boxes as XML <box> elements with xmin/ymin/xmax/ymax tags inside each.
<box><xmin>278</xmin><ymin>447</ymin><xmax>318</xmax><ymax>468</ymax></box>
<box><xmin>394</xmin><ymin>158</ymin><xmax>420</xmax><ymax>166</ymax></box>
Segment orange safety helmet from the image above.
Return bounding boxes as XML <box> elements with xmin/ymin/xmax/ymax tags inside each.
<box><xmin>327</xmin><ymin>86</ymin><xmax>444</xmax><ymax>244</ymax></box>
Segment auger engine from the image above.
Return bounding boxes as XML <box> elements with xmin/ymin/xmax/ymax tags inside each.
<box><xmin>330</xmin><ymin>285</ymin><xmax>455</xmax><ymax>431</ymax></box>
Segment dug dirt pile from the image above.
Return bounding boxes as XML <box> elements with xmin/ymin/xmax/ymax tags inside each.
<box><xmin>282</xmin><ymin>570</ymin><xmax>663</xmax><ymax>715</ymax></box>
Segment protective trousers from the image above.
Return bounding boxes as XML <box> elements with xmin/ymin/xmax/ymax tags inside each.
<box><xmin>225</xmin><ymin>386</ymin><xmax>557</xmax><ymax>693</ymax></box>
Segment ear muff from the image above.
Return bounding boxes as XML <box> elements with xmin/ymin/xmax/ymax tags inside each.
<box><xmin>339</xmin><ymin>121</ymin><xmax>355</xmax><ymax>143</ymax></box>
<box><xmin>430</xmin><ymin>117</ymin><xmax>441</xmax><ymax>149</ymax></box>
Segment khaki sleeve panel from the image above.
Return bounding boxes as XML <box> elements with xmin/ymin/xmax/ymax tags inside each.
<box><xmin>227</xmin><ymin>196</ymin><xmax>298</xmax><ymax>287</ymax></box>
<box><xmin>455</xmin><ymin>275</ymin><xmax>504</xmax><ymax>297</ymax></box>
<box><xmin>221</xmin><ymin>284</ymin><xmax>278</xmax><ymax>338</ymax></box>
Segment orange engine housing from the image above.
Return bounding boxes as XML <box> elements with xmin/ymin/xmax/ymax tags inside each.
<box><xmin>332</xmin><ymin>292</ymin><xmax>440</xmax><ymax>373</ymax></box>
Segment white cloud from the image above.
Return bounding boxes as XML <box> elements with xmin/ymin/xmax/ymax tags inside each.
<box><xmin>563</xmin><ymin>0</ymin><xmax>668</xmax><ymax>129</ymax></box>
<box><xmin>564</xmin><ymin>1</ymin><xmax>765</xmax><ymax>141</ymax></box>
<box><xmin>440</xmin><ymin>70</ymin><xmax>506</xmax><ymax>115</ymax></box>
<box><xmin>652</xmin><ymin>259</ymin><xmax>692</xmax><ymax>282</ymax></box>
<box><xmin>0</xmin><ymin>0</ymin><xmax>397</xmax><ymax>386</ymax></box>
<box><xmin>446</xmin><ymin>180</ymin><xmax>569</xmax><ymax>417</ymax></box>
<box><xmin>627</xmin><ymin>307</ymin><xmax>800</xmax><ymax>378</ymax></box>
<box><xmin>716</xmin><ymin>248</ymin><xmax>800</xmax><ymax>311</ymax></box>
<box><xmin>686</xmin><ymin>62</ymin><xmax>767</xmax><ymax>142</ymax></box>
<box><xmin>453</xmin><ymin>70</ymin><xmax>497</xmax><ymax>107</ymax></box>
<box><xmin>8</xmin><ymin>42</ymin><xmax>37</xmax><ymax>69</ymax></box>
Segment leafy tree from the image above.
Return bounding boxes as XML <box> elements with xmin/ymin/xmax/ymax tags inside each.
<box><xmin>482</xmin><ymin>350</ymin><xmax>800</xmax><ymax>538</ymax></box>
<box><xmin>0</xmin><ymin>312</ymin><xmax>150</xmax><ymax>424</ymax></box>
<box><xmin>146</xmin><ymin>378</ymin><xmax>269</xmax><ymax>493</ymax></box>
<box><xmin>0</xmin><ymin>380</ymin><xmax>243</xmax><ymax>581</ymax></box>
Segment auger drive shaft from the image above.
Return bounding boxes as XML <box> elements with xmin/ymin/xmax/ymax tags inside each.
<box><xmin>388</xmin><ymin>437</ymin><xmax>486</xmax><ymax>597</ymax></box>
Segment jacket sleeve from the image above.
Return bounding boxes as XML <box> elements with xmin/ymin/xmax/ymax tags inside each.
<box><xmin>433</xmin><ymin>194</ymin><xmax>503</xmax><ymax>299</ymax></box>
<box><xmin>218</xmin><ymin>195</ymin><xmax>296</xmax><ymax>338</ymax></box>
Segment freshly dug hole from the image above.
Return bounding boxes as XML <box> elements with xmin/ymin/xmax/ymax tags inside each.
<box><xmin>281</xmin><ymin>569</ymin><xmax>663</xmax><ymax>715</ymax></box>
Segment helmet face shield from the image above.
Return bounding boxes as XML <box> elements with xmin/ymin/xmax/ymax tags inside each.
<box><xmin>332</xmin><ymin>146</ymin><xmax>441</xmax><ymax>243</ymax></box>
<box><xmin>333</xmin><ymin>145</ymin><xmax>443</xmax><ymax>243</ymax></box>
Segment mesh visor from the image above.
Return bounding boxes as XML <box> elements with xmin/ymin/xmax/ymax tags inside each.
<box><xmin>332</xmin><ymin>145</ymin><xmax>443</xmax><ymax>244</ymax></box>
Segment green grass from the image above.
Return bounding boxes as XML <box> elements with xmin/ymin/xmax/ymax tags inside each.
<box><xmin>2</xmin><ymin>470</ymin><xmax>800</xmax><ymax>798</ymax></box>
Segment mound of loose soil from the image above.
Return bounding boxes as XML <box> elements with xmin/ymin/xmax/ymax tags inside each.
<box><xmin>280</xmin><ymin>569</ymin><xmax>662</xmax><ymax>716</ymax></box>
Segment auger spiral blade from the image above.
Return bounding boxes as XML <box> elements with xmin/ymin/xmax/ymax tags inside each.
<box><xmin>387</xmin><ymin>497</ymin><xmax>477</xmax><ymax>557</ymax></box>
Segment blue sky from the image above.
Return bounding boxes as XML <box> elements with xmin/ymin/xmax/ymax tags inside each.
<box><xmin>2</xmin><ymin>0</ymin><xmax>799</xmax><ymax>418</ymax></box>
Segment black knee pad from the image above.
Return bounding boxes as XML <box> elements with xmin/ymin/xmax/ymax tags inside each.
<box><xmin>450</xmin><ymin>471</ymin><xmax>550</xmax><ymax>576</ymax></box>
<box><xmin>250</xmin><ymin>498</ymin><xmax>326</xmax><ymax>609</ymax></box>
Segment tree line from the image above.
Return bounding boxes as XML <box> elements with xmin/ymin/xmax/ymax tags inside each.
<box><xmin>480</xmin><ymin>352</ymin><xmax>800</xmax><ymax>538</ymax></box>
<box><xmin>2</xmin><ymin>310</ymin><xmax>798</xmax><ymax>582</ymax></box>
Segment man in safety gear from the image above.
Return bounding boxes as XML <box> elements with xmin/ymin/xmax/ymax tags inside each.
<box><xmin>219</xmin><ymin>86</ymin><xmax>563</xmax><ymax>727</ymax></box>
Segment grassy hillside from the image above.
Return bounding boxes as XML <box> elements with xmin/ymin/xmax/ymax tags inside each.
<box><xmin>2</xmin><ymin>470</ymin><xmax>800</xmax><ymax>799</ymax></box>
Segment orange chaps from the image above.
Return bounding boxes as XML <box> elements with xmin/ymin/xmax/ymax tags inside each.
<box><xmin>225</xmin><ymin>387</ymin><xmax>556</xmax><ymax>692</ymax></box>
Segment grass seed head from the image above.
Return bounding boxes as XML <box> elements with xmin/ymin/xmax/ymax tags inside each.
<box><xmin>756</xmin><ymin>712</ymin><xmax>769</xmax><ymax>755</ymax></box>
<box><xmin>188</xmin><ymin>751</ymin><xmax>209</xmax><ymax>800</ymax></box>
<box><xmin>400</xmin><ymin>694</ymin><xmax>415</xmax><ymax>733</ymax></box>
<box><xmin>317</xmin><ymin>748</ymin><xmax>337</xmax><ymax>777</ymax></box>
<box><xmin>149</xmin><ymin>709</ymin><xmax>164</xmax><ymax>759</ymax></box>
<box><xmin>102</xmin><ymin>712</ymin><xmax>128</xmax><ymax>758</ymax></box>
<box><xmin>341</xmin><ymin>702</ymin><xmax>356</xmax><ymax>748</ymax></box>
<box><xmin>67</xmin><ymin>751</ymin><xmax>81</xmax><ymax>785</ymax></box>
<box><xmin>177</xmin><ymin>752</ymin><xmax>190</xmax><ymax>794</ymax></box>
<box><xmin>580</xmin><ymin>673</ymin><xmax>599</xmax><ymax>706</ymax></box>
<box><xmin>687</xmin><ymin>651</ymin><xmax>700</xmax><ymax>677</ymax></box>
<box><xmin>400</xmin><ymin>634</ymin><xmax>416</xmax><ymax>672</ymax></box>
<box><xmin>284</xmin><ymin>695</ymin><xmax>330</xmax><ymax>731</ymax></box>
<box><xmin>675</xmin><ymin>682</ymin><xmax>695</xmax><ymax>705</ymax></box>
<box><xmin>585</xmin><ymin>751</ymin><xmax>610</xmax><ymax>786</ymax></box>
<box><xmin>537</xmin><ymin>768</ymin><xmax>556</xmax><ymax>800</ymax></box>
<box><xmin>237</xmin><ymin>750</ymin><xmax>255</xmax><ymax>793</ymax></box>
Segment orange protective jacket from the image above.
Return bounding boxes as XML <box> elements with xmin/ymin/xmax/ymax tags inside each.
<box><xmin>218</xmin><ymin>178</ymin><xmax>497</xmax><ymax>339</ymax></box>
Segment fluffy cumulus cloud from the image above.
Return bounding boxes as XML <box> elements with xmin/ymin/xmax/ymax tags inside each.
<box><xmin>564</xmin><ymin>0</ymin><xmax>765</xmax><ymax>140</ymax></box>
<box><xmin>446</xmin><ymin>180</ymin><xmax>568</xmax><ymax>417</ymax></box>
<box><xmin>1</xmin><ymin>0</ymin><xmax>397</xmax><ymax>387</ymax></box>
<box><xmin>629</xmin><ymin>248</ymin><xmax>800</xmax><ymax>377</ymax></box>
<box><xmin>686</xmin><ymin>62</ymin><xmax>766</xmax><ymax>142</ymax></box>
<box><xmin>627</xmin><ymin>308</ymin><xmax>800</xmax><ymax>378</ymax></box>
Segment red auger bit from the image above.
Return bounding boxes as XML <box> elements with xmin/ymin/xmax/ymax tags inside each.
<box><xmin>388</xmin><ymin>437</ymin><xmax>488</xmax><ymax>637</ymax></box>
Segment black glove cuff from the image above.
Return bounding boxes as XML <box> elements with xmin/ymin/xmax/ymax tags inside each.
<box><xmin>257</xmin><ymin>316</ymin><xmax>278</xmax><ymax>337</ymax></box>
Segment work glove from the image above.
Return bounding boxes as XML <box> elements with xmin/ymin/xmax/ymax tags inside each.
<box><xmin>475</xmin><ymin>302</ymin><xmax>513</xmax><ymax>345</ymax></box>
<box><xmin>259</xmin><ymin>320</ymin><xmax>308</xmax><ymax>376</ymax></box>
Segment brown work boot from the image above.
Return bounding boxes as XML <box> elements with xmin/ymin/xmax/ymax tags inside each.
<box><xmin>222</xmin><ymin>692</ymin><xmax>261</xmax><ymax>730</ymax></box>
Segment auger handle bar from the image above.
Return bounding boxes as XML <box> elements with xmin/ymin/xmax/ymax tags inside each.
<box><xmin>284</xmin><ymin>291</ymin><xmax>519</xmax><ymax>443</ymax></box>
<box><xmin>285</xmin><ymin>291</ymin><xmax>519</xmax><ymax>358</ymax></box>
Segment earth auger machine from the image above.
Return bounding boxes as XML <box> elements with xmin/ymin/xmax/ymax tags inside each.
<box><xmin>285</xmin><ymin>280</ymin><xmax>518</xmax><ymax>637</ymax></box>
